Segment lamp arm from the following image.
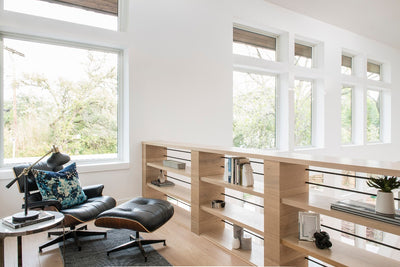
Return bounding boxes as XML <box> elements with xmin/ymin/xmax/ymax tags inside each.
<box><xmin>5</xmin><ymin>147</ymin><xmax>55</xmax><ymax>189</ymax></box>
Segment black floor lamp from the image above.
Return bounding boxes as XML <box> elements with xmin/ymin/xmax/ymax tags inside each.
<box><xmin>5</xmin><ymin>145</ymin><xmax>70</xmax><ymax>223</ymax></box>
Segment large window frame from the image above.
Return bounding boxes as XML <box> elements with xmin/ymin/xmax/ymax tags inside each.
<box><xmin>0</xmin><ymin>33</ymin><xmax>125</xmax><ymax>167</ymax></box>
<box><xmin>0</xmin><ymin>0</ymin><xmax>128</xmax><ymax>174</ymax></box>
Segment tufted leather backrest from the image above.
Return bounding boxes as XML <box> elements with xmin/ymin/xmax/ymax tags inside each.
<box><xmin>13</xmin><ymin>162</ymin><xmax>64</xmax><ymax>193</ymax></box>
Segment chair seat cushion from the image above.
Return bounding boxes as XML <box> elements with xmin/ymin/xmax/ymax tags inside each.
<box><xmin>62</xmin><ymin>195</ymin><xmax>116</xmax><ymax>222</ymax></box>
<box><xmin>96</xmin><ymin>197</ymin><xmax>174</xmax><ymax>232</ymax></box>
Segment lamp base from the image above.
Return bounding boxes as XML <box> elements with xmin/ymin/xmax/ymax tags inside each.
<box><xmin>12</xmin><ymin>210</ymin><xmax>40</xmax><ymax>223</ymax></box>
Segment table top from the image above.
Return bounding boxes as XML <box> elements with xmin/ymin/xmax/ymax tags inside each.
<box><xmin>0</xmin><ymin>211</ymin><xmax>64</xmax><ymax>238</ymax></box>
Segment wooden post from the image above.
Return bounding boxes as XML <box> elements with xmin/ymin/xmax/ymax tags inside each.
<box><xmin>264</xmin><ymin>161</ymin><xmax>308</xmax><ymax>266</ymax></box>
<box><xmin>0</xmin><ymin>237</ymin><xmax>4</xmax><ymax>267</ymax></box>
<box><xmin>191</xmin><ymin>151</ymin><xmax>225</xmax><ymax>235</ymax></box>
<box><xmin>142</xmin><ymin>144</ymin><xmax>166</xmax><ymax>199</ymax></box>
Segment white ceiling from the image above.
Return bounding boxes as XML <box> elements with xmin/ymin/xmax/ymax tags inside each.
<box><xmin>264</xmin><ymin>0</ymin><xmax>400</xmax><ymax>50</ymax></box>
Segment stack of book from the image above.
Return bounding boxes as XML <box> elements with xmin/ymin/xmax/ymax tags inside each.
<box><xmin>2</xmin><ymin>211</ymin><xmax>55</xmax><ymax>229</ymax></box>
<box><xmin>224</xmin><ymin>157</ymin><xmax>250</xmax><ymax>186</ymax></box>
<box><xmin>331</xmin><ymin>199</ymin><xmax>400</xmax><ymax>226</ymax></box>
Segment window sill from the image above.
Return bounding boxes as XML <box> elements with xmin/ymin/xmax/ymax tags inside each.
<box><xmin>0</xmin><ymin>161</ymin><xmax>130</xmax><ymax>180</ymax></box>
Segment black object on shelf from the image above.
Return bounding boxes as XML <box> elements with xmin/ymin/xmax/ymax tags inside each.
<box><xmin>331</xmin><ymin>199</ymin><xmax>400</xmax><ymax>226</ymax></box>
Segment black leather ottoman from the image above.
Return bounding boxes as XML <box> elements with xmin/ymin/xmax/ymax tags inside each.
<box><xmin>95</xmin><ymin>197</ymin><xmax>174</xmax><ymax>261</ymax></box>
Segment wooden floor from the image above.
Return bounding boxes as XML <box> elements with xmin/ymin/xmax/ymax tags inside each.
<box><xmin>3</xmin><ymin>206</ymin><xmax>250</xmax><ymax>266</ymax></box>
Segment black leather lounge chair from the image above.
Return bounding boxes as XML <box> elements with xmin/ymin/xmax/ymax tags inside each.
<box><xmin>13</xmin><ymin>162</ymin><xmax>116</xmax><ymax>252</ymax></box>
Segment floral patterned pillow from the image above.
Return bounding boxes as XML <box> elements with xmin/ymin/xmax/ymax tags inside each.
<box><xmin>35</xmin><ymin>162</ymin><xmax>87</xmax><ymax>209</ymax></box>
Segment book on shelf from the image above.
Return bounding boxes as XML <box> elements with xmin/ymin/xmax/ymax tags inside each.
<box><xmin>2</xmin><ymin>211</ymin><xmax>55</xmax><ymax>229</ymax></box>
<box><xmin>224</xmin><ymin>156</ymin><xmax>250</xmax><ymax>186</ymax></box>
<box><xmin>151</xmin><ymin>179</ymin><xmax>175</xmax><ymax>187</ymax></box>
<box><xmin>331</xmin><ymin>199</ymin><xmax>400</xmax><ymax>226</ymax></box>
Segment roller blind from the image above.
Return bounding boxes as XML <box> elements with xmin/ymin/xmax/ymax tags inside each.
<box><xmin>233</xmin><ymin>27</ymin><xmax>276</xmax><ymax>50</ymax></box>
<box><xmin>39</xmin><ymin>0</ymin><xmax>118</xmax><ymax>15</ymax></box>
<box><xmin>367</xmin><ymin>61</ymin><xmax>381</xmax><ymax>74</ymax></box>
<box><xmin>295</xmin><ymin>43</ymin><xmax>312</xmax><ymax>58</ymax></box>
<box><xmin>342</xmin><ymin>55</ymin><xmax>352</xmax><ymax>68</ymax></box>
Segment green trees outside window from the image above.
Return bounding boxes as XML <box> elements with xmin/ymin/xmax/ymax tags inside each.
<box><xmin>233</xmin><ymin>71</ymin><xmax>276</xmax><ymax>149</ymax></box>
<box><xmin>3</xmin><ymin>38</ymin><xmax>118</xmax><ymax>161</ymax></box>
<box><xmin>341</xmin><ymin>87</ymin><xmax>352</xmax><ymax>144</ymax></box>
<box><xmin>294</xmin><ymin>79</ymin><xmax>312</xmax><ymax>147</ymax></box>
<box><xmin>367</xmin><ymin>90</ymin><xmax>381</xmax><ymax>142</ymax></box>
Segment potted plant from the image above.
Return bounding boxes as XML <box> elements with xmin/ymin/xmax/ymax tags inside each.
<box><xmin>367</xmin><ymin>176</ymin><xmax>400</xmax><ymax>216</ymax></box>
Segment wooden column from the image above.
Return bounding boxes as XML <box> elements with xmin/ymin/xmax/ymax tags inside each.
<box><xmin>264</xmin><ymin>161</ymin><xmax>308</xmax><ymax>266</ymax></box>
<box><xmin>0</xmin><ymin>237</ymin><xmax>4</xmax><ymax>267</ymax></box>
<box><xmin>191</xmin><ymin>151</ymin><xmax>224</xmax><ymax>235</ymax></box>
<box><xmin>142</xmin><ymin>144</ymin><xmax>166</xmax><ymax>199</ymax></box>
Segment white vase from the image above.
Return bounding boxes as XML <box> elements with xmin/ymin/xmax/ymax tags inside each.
<box><xmin>375</xmin><ymin>191</ymin><xmax>395</xmax><ymax>215</ymax></box>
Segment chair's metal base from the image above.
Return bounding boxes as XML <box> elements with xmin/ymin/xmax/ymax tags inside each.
<box><xmin>107</xmin><ymin>231</ymin><xmax>166</xmax><ymax>262</ymax></box>
<box><xmin>39</xmin><ymin>225</ymin><xmax>107</xmax><ymax>252</ymax></box>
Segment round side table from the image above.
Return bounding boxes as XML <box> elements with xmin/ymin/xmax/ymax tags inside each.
<box><xmin>0</xmin><ymin>211</ymin><xmax>64</xmax><ymax>267</ymax></box>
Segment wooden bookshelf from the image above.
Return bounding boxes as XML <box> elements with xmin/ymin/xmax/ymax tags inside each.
<box><xmin>282</xmin><ymin>193</ymin><xmax>400</xmax><ymax>236</ymax></box>
<box><xmin>282</xmin><ymin>235</ymin><xmax>400</xmax><ymax>267</ymax></box>
<box><xmin>146</xmin><ymin>182</ymin><xmax>191</xmax><ymax>204</ymax></box>
<box><xmin>143</xmin><ymin>141</ymin><xmax>400</xmax><ymax>267</ymax></box>
<box><xmin>201</xmin><ymin>175</ymin><xmax>264</xmax><ymax>198</ymax></box>
<box><xmin>200</xmin><ymin>204</ymin><xmax>263</xmax><ymax>236</ymax></box>
<box><xmin>147</xmin><ymin>161</ymin><xmax>191</xmax><ymax>178</ymax></box>
<box><xmin>201</xmin><ymin>227</ymin><xmax>263</xmax><ymax>266</ymax></box>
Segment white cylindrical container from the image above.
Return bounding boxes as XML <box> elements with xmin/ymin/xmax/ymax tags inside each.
<box><xmin>376</xmin><ymin>191</ymin><xmax>395</xmax><ymax>215</ymax></box>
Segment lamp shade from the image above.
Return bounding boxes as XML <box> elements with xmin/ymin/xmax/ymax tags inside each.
<box><xmin>47</xmin><ymin>151</ymin><xmax>70</xmax><ymax>168</ymax></box>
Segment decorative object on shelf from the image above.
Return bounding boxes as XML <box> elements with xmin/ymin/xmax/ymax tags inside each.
<box><xmin>242</xmin><ymin>163</ymin><xmax>254</xmax><ymax>187</ymax></box>
<box><xmin>211</xmin><ymin>199</ymin><xmax>225</xmax><ymax>209</ymax></box>
<box><xmin>366</xmin><ymin>176</ymin><xmax>400</xmax><ymax>216</ymax></box>
<box><xmin>298</xmin><ymin>212</ymin><xmax>320</xmax><ymax>241</ymax></box>
<box><xmin>232</xmin><ymin>237</ymin><xmax>241</xmax><ymax>249</ymax></box>
<box><xmin>5</xmin><ymin>145</ymin><xmax>70</xmax><ymax>223</ymax></box>
<box><xmin>158</xmin><ymin>169</ymin><xmax>166</xmax><ymax>183</ymax></box>
<box><xmin>163</xmin><ymin>160</ymin><xmax>186</xmax><ymax>169</ymax></box>
<box><xmin>241</xmin><ymin>234</ymin><xmax>252</xmax><ymax>250</ymax></box>
<box><xmin>233</xmin><ymin>224</ymin><xmax>243</xmax><ymax>239</ymax></box>
<box><xmin>314</xmin><ymin>231</ymin><xmax>332</xmax><ymax>249</ymax></box>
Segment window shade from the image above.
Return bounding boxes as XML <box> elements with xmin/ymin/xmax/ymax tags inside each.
<box><xmin>342</xmin><ymin>55</ymin><xmax>352</xmax><ymax>68</ymax></box>
<box><xmin>367</xmin><ymin>62</ymin><xmax>381</xmax><ymax>74</ymax></box>
<box><xmin>295</xmin><ymin>43</ymin><xmax>312</xmax><ymax>58</ymax></box>
<box><xmin>233</xmin><ymin>27</ymin><xmax>276</xmax><ymax>50</ymax></box>
<box><xmin>39</xmin><ymin>0</ymin><xmax>118</xmax><ymax>15</ymax></box>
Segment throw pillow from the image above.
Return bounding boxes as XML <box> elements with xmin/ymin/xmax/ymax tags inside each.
<box><xmin>35</xmin><ymin>162</ymin><xmax>87</xmax><ymax>209</ymax></box>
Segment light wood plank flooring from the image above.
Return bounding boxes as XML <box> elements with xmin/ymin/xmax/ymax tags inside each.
<box><xmin>3</xmin><ymin>206</ymin><xmax>250</xmax><ymax>266</ymax></box>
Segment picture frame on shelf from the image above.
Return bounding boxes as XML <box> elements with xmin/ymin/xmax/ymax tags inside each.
<box><xmin>299</xmin><ymin>212</ymin><xmax>320</xmax><ymax>241</ymax></box>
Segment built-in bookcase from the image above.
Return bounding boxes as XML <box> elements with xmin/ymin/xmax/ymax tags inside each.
<box><xmin>142</xmin><ymin>141</ymin><xmax>400</xmax><ymax>266</ymax></box>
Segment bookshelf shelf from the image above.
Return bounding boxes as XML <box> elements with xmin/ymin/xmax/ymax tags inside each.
<box><xmin>201</xmin><ymin>227</ymin><xmax>263</xmax><ymax>266</ymax></box>
<box><xmin>146</xmin><ymin>182</ymin><xmax>191</xmax><ymax>204</ymax></box>
<box><xmin>143</xmin><ymin>141</ymin><xmax>400</xmax><ymax>266</ymax></box>
<box><xmin>147</xmin><ymin>161</ymin><xmax>191</xmax><ymax>178</ymax></box>
<box><xmin>200</xmin><ymin>204</ymin><xmax>263</xmax><ymax>236</ymax></box>
<box><xmin>282</xmin><ymin>193</ymin><xmax>400</xmax><ymax>236</ymax></box>
<box><xmin>281</xmin><ymin>235</ymin><xmax>400</xmax><ymax>267</ymax></box>
<box><xmin>201</xmin><ymin>175</ymin><xmax>264</xmax><ymax>198</ymax></box>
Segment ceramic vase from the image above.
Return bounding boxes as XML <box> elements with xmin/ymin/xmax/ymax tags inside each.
<box><xmin>375</xmin><ymin>191</ymin><xmax>395</xmax><ymax>215</ymax></box>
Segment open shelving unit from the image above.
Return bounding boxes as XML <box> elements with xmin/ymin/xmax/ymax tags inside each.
<box><xmin>142</xmin><ymin>141</ymin><xmax>400</xmax><ymax>266</ymax></box>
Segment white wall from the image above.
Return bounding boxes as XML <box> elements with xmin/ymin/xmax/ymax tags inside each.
<box><xmin>1</xmin><ymin>0</ymin><xmax>400</xmax><ymax>220</ymax></box>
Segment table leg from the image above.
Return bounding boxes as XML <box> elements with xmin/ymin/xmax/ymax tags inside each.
<box><xmin>0</xmin><ymin>237</ymin><xmax>4</xmax><ymax>267</ymax></box>
<box><xmin>17</xmin><ymin>236</ymin><xmax>22</xmax><ymax>267</ymax></box>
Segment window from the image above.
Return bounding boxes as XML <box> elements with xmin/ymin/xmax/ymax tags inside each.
<box><xmin>4</xmin><ymin>0</ymin><xmax>118</xmax><ymax>31</ymax></box>
<box><xmin>294</xmin><ymin>79</ymin><xmax>312</xmax><ymax>147</ymax></box>
<box><xmin>366</xmin><ymin>89</ymin><xmax>381</xmax><ymax>142</ymax></box>
<box><xmin>2</xmin><ymin>36</ymin><xmax>120</xmax><ymax>165</ymax></box>
<box><xmin>341</xmin><ymin>55</ymin><xmax>352</xmax><ymax>75</ymax></box>
<box><xmin>233</xmin><ymin>27</ymin><xmax>276</xmax><ymax>61</ymax></box>
<box><xmin>294</xmin><ymin>43</ymin><xmax>312</xmax><ymax>68</ymax></box>
<box><xmin>367</xmin><ymin>61</ymin><xmax>381</xmax><ymax>81</ymax></box>
<box><xmin>233</xmin><ymin>71</ymin><xmax>276</xmax><ymax>149</ymax></box>
<box><xmin>341</xmin><ymin>86</ymin><xmax>352</xmax><ymax>144</ymax></box>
